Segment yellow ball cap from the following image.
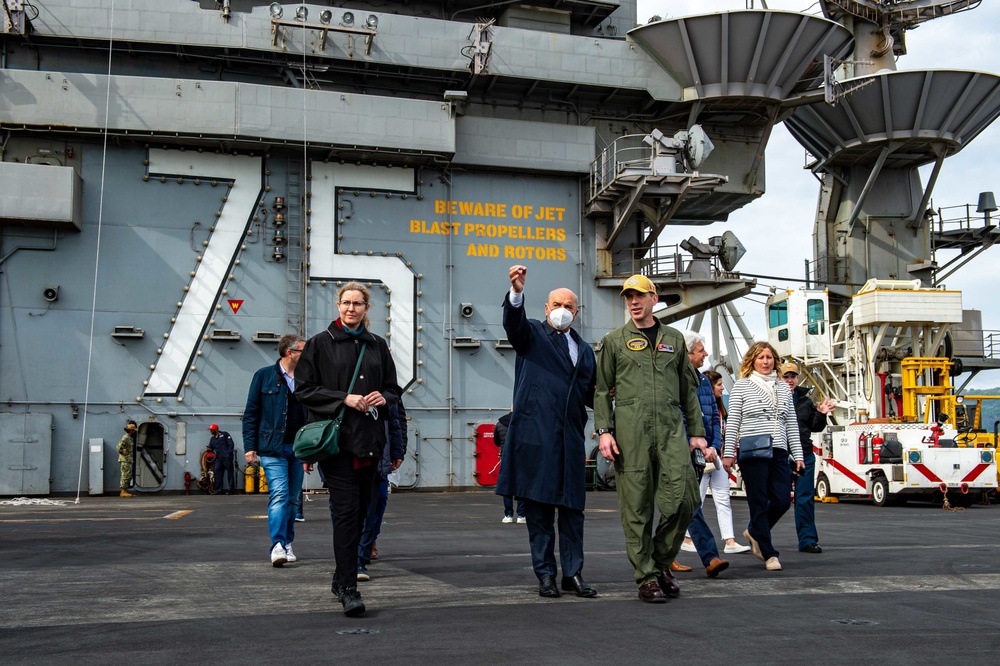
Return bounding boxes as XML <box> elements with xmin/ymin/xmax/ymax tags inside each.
<box><xmin>620</xmin><ymin>274</ymin><xmax>656</xmax><ymax>295</ymax></box>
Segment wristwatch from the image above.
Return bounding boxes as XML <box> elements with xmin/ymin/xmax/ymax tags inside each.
<box><xmin>596</xmin><ymin>428</ymin><xmax>614</xmax><ymax>436</ymax></box>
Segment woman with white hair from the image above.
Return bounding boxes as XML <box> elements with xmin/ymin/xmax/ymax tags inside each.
<box><xmin>678</xmin><ymin>331</ymin><xmax>750</xmax><ymax>556</ymax></box>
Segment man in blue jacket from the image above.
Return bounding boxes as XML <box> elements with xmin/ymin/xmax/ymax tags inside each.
<box><xmin>496</xmin><ymin>265</ymin><xmax>598</xmax><ymax>599</ymax></box>
<box><xmin>678</xmin><ymin>330</ymin><xmax>729</xmax><ymax>578</ymax></box>
<box><xmin>243</xmin><ymin>334</ymin><xmax>310</xmax><ymax>567</ymax></box>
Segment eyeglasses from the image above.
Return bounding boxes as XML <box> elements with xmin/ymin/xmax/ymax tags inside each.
<box><xmin>782</xmin><ymin>373</ymin><xmax>798</xmax><ymax>379</ymax></box>
<box><xmin>289</xmin><ymin>348</ymin><xmax>304</xmax><ymax>354</ymax></box>
<box><xmin>338</xmin><ymin>300</ymin><xmax>368</xmax><ymax>308</ymax></box>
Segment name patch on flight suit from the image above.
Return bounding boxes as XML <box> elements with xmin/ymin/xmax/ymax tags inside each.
<box><xmin>657</xmin><ymin>344</ymin><xmax>674</xmax><ymax>352</ymax></box>
<box><xmin>626</xmin><ymin>337</ymin><xmax>648</xmax><ymax>351</ymax></box>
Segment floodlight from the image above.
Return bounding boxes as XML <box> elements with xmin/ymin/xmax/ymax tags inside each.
<box><xmin>294</xmin><ymin>5</ymin><xmax>308</xmax><ymax>21</ymax></box>
<box><xmin>319</xmin><ymin>10</ymin><xmax>333</xmax><ymax>24</ymax></box>
<box><xmin>269</xmin><ymin>3</ymin><xmax>283</xmax><ymax>19</ymax></box>
<box><xmin>341</xmin><ymin>11</ymin><xmax>354</xmax><ymax>26</ymax></box>
<box><xmin>366</xmin><ymin>14</ymin><xmax>378</xmax><ymax>29</ymax></box>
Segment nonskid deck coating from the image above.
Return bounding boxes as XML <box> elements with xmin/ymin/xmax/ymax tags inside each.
<box><xmin>2</xmin><ymin>490</ymin><xmax>999</xmax><ymax>664</ymax></box>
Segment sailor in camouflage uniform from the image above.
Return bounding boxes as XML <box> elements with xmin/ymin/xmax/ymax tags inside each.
<box><xmin>117</xmin><ymin>420</ymin><xmax>137</xmax><ymax>497</ymax></box>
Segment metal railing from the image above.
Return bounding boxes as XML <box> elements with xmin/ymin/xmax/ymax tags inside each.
<box><xmin>984</xmin><ymin>331</ymin><xmax>1000</xmax><ymax>360</ymax></box>
<box><xmin>619</xmin><ymin>242</ymin><xmax>732</xmax><ymax>283</ymax></box>
<box><xmin>934</xmin><ymin>202</ymin><xmax>994</xmax><ymax>235</ymax></box>
<box><xmin>803</xmin><ymin>256</ymin><xmax>849</xmax><ymax>288</ymax></box>
<box><xmin>589</xmin><ymin>134</ymin><xmax>656</xmax><ymax>202</ymax></box>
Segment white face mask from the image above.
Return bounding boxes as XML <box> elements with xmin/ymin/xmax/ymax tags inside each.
<box><xmin>548</xmin><ymin>307</ymin><xmax>574</xmax><ymax>331</ymax></box>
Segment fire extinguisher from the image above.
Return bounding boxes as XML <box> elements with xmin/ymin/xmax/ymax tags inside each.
<box><xmin>872</xmin><ymin>433</ymin><xmax>883</xmax><ymax>465</ymax></box>
<box><xmin>858</xmin><ymin>432</ymin><xmax>869</xmax><ymax>464</ymax></box>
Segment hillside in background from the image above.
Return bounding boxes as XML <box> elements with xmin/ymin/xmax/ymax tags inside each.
<box><xmin>966</xmin><ymin>388</ymin><xmax>1000</xmax><ymax>431</ymax></box>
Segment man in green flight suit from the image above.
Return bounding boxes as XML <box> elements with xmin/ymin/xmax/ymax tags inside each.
<box><xmin>117</xmin><ymin>420</ymin><xmax>137</xmax><ymax>498</ymax></box>
<box><xmin>594</xmin><ymin>274</ymin><xmax>710</xmax><ymax>603</ymax></box>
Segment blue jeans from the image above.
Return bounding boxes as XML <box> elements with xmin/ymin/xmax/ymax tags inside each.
<box><xmin>793</xmin><ymin>454</ymin><xmax>818</xmax><ymax>549</ymax></box>
<box><xmin>259</xmin><ymin>444</ymin><xmax>304</xmax><ymax>550</ymax></box>
<box><xmin>687</xmin><ymin>465</ymin><xmax>720</xmax><ymax>566</ymax></box>
<box><xmin>503</xmin><ymin>495</ymin><xmax>525</xmax><ymax>518</ymax></box>
<box><xmin>687</xmin><ymin>505</ymin><xmax>720</xmax><ymax>567</ymax></box>
<box><xmin>358</xmin><ymin>479</ymin><xmax>389</xmax><ymax>566</ymax></box>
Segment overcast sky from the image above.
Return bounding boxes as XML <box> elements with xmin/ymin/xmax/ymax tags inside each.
<box><xmin>634</xmin><ymin>0</ymin><xmax>1000</xmax><ymax>386</ymax></box>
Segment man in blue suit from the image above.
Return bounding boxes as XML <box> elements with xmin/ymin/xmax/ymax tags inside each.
<box><xmin>496</xmin><ymin>265</ymin><xmax>598</xmax><ymax>599</ymax></box>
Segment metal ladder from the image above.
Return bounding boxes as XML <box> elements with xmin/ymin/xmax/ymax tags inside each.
<box><xmin>285</xmin><ymin>163</ymin><xmax>305</xmax><ymax>335</ymax></box>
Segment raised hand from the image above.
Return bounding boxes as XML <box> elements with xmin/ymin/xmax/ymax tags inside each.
<box><xmin>509</xmin><ymin>265</ymin><xmax>527</xmax><ymax>294</ymax></box>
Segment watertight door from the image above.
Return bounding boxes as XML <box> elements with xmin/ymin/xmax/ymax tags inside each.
<box><xmin>134</xmin><ymin>421</ymin><xmax>167</xmax><ymax>491</ymax></box>
<box><xmin>0</xmin><ymin>413</ymin><xmax>53</xmax><ymax>495</ymax></box>
<box><xmin>473</xmin><ymin>423</ymin><xmax>500</xmax><ymax>486</ymax></box>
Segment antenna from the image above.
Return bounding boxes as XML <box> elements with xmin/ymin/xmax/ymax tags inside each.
<box><xmin>823</xmin><ymin>54</ymin><xmax>877</xmax><ymax>105</ymax></box>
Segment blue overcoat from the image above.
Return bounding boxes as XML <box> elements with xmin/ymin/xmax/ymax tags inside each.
<box><xmin>495</xmin><ymin>293</ymin><xmax>596</xmax><ymax>510</ymax></box>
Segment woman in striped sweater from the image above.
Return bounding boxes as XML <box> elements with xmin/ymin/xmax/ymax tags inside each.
<box><xmin>722</xmin><ymin>342</ymin><xmax>803</xmax><ymax>571</ymax></box>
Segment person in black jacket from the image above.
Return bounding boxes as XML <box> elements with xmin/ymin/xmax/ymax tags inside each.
<box><xmin>779</xmin><ymin>361</ymin><xmax>835</xmax><ymax>554</ymax></box>
<box><xmin>207</xmin><ymin>424</ymin><xmax>236</xmax><ymax>494</ymax></box>
<box><xmin>295</xmin><ymin>281</ymin><xmax>402</xmax><ymax>617</ymax></box>
<box><xmin>494</xmin><ymin>411</ymin><xmax>525</xmax><ymax>523</ymax></box>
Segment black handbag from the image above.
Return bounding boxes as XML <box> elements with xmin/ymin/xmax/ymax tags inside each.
<box><xmin>737</xmin><ymin>434</ymin><xmax>773</xmax><ymax>462</ymax></box>
<box><xmin>293</xmin><ymin>341</ymin><xmax>366</xmax><ymax>463</ymax></box>
<box><xmin>736</xmin><ymin>379</ymin><xmax>778</xmax><ymax>462</ymax></box>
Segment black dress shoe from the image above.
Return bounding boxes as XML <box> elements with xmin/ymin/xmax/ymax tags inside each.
<box><xmin>561</xmin><ymin>573</ymin><xmax>598</xmax><ymax>598</ymax></box>
<box><xmin>800</xmin><ymin>543</ymin><xmax>823</xmax><ymax>554</ymax></box>
<box><xmin>638</xmin><ymin>581</ymin><xmax>667</xmax><ymax>603</ymax></box>
<box><xmin>341</xmin><ymin>587</ymin><xmax>366</xmax><ymax>617</ymax></box>
<box><xmin>538</xmin><ymin>574</ymin><xmax>561</xmax><ymax>598</ymax></box>
<box><xmin>656</xmin><ymin>570</ymin><xmax>681</xmax><ymax>598</ymax></box>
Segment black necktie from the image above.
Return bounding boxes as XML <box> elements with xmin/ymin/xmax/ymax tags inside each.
<box><xmin>561</xmin><ymin>331</ymin><xmax>576</xmax><ymax>366</ymax></box>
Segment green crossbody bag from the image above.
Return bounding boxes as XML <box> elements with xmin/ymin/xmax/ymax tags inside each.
<box><xmin>293</xmin><ymin>341</ymin><xmax>366</xmax><ymax>463</ymax></box>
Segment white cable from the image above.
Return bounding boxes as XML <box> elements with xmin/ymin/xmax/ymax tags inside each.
<box><xmin>302</xmin><ymin>21</ymin><xmax>308</xmax><ymax>334</ymax></box>
<box><xmin>75</xmin><ymin>0</ymin><xmax>116</xmax><ymax>505</ymax></box>
<box><xmin>0</xmin><ymin>497</ymin><xmax>70</xmax><ymax>506</ymax></box>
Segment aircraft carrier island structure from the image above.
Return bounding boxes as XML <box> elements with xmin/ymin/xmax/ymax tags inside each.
<box><xmin>0</xmin><ymin>1</ymin><xmax>993</xmax><ymax>494</ymax></box>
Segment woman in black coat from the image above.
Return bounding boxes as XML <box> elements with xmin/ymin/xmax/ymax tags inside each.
<box><xmin>295</xmin><ymin>281</ymin><xmax>401</xmax><ymax>617</ymax></box>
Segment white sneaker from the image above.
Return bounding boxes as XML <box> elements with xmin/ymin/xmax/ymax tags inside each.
<box><xmin>516</xmin><ymin>516</ymin><xmax>527</xmax><ymax>524</ymax></box>
<box><xmin>724</xmin><ymin>542</ymin><xmax>752</xmax><ymax>554</ymax></box>
<box><xmin>270</xmin><ymin>543</ymin><xmax>287</xmax><ymax>567</ymax></box>
<box><xmin>765</xmin><ymin>556</ymin><xmax>782</xmax><ymax>571</ymax></box>
<box><xmin>284</xmin><ymin>544</ymin><xmax>297</xmax><ymax>563</ymax></box>
<box><xmin>680</xmin><ymin>540</ymin><xmax>697</xmax><ymax>553</ymax></box>
<box><xmin>502</xmin><ymin>515</ymin><xmax>514</xmax><ymax>524</ymax></box>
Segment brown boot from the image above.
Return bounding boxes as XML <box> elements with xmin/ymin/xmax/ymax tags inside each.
<box><xmin>669</xmin><ymin>560</ymin><xmax>692</xmax><ymax>572</ymax></box>
<box><xmin>120</xmin><ymin>490</ymin><xmax>133</xmax><ymax>497</ymax></box>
